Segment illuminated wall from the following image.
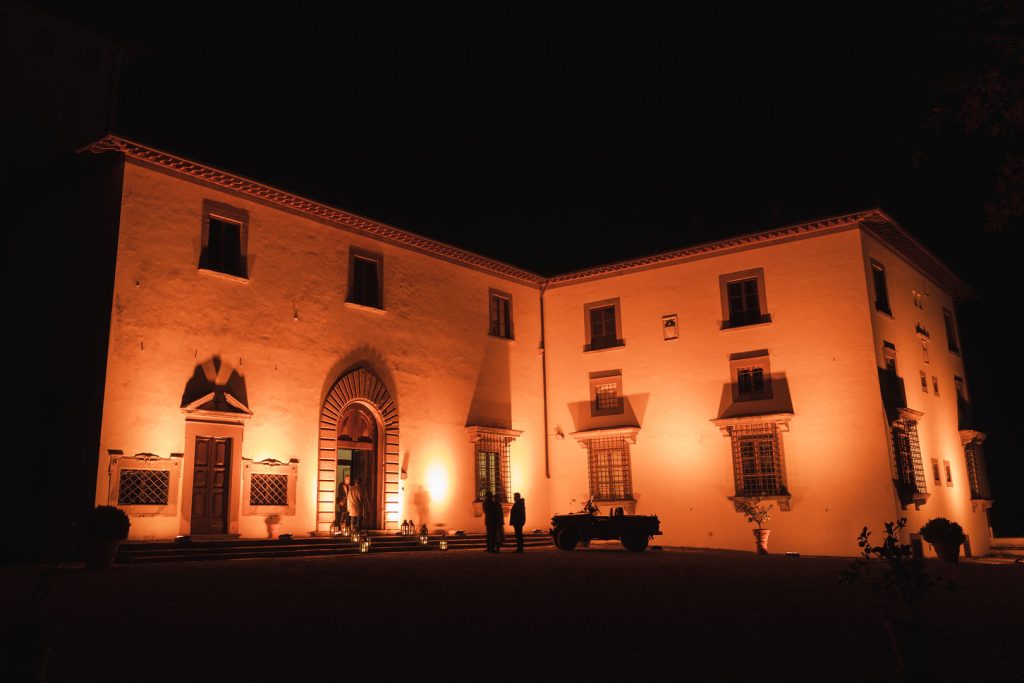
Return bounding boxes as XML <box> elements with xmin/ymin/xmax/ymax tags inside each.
<box><xmin>91</xmin><ymin>139</ymin><xmax>991</xmax><ymax>556</ymax></box>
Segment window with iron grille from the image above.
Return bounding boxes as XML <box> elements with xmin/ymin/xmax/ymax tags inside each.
<box><xmin>118</xmin><ymin>469</ymin><xmax>170</xmax><ymax>505</ymax></box>
<box><xmin>737</xmin><ymin>367</ymin><xmax>765</xmax><ymax>397</ymax></box>
<box><xmin>489</xmin><ymin>292</ymin><xmax>513</xmax><ymax>339</ymax></box>
<box><xmin>963</xmin><ymin>440</ymin><xmax>991</xmax><ymax>500</ymax></box>
<box><xmin>891</xmin><ymin>417</ymin><xmax>927</xmax><ymax>497</ymax></box>
<box><xmin>250</xmin><ymin>473</ymin><xmax>289</xmax><ymax>506</ymax></box>
<box><xmin>595</xmin><ymin>383</ymin><xmax>618</xmax><ymax>411</ymax></box>
<box><xmin>586</xmin><ymin>436</ymin><xmax>633</xmax><ymax>501</ymax></box>
<box><xmin>730</xmin><ymin>423</ymin><xmax>786</xmax><ymax>497</ymax></box>
<box><xmin>475</xmin><ymin>434</ymin><xmax>511</xmax><ymax>503</ymax></box>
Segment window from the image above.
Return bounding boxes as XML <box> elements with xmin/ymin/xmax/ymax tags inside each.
<box><xmin>912</xmin><ymin>290</ymin><xmax>924</xmax><ymax>309</ymax></box>
<box><xmin>729</xmin><ymin>422</ymin><xmax>787</xmax><ymax>497</ymax></box>
<box><xmin>883</xmin><ymin>342</ymin><xmax>897</xmax><ymax>373</ymax></box>
<box><xmin>488</xmin><ymin>291</ymin><xmax>513</xmax><ymax>339</ymax></box>
<box><xmin>474</xmin><ymin>434</ymin><xmax>511</xmax><ymax>503</ymax></box>
<box><xmin>466</xmin><ymin>427</ymin><xmax>521</xmax><ymax>506</ymax></box>
<box><xmin>730</xmin><ymin>351</ymin><xmax>772</xmax><ymax>402</ymax></box>
<box><xmin>891</xmin><ymin>413</ymin><xmax>928</xmax><ymax>506</ymax></box>
<box><xmin>962</xmin><ymin>435</ymin><xmax>991</xmax><ymax>500</ymax></box>
<box><xmin>586</xmin><ymin>436</ymin><xmax>633</xmax><ymax>501</ymax></box>
<box><xmin>347</xmin><ymin>250</ymin><xmax>383</xmax><ymax>309</ymax></box>
<box><xmin>920</xmin><ymin>371</ymin><xmax>928</xmax><ymax>393</ymax></box>
<box><xmin>589</xmin><ymin>371</ymin><xmax>624</xmax><ymax>416</ymax></box>
<box><xmin>872</xmin><ymin>261</ymin><xmax>891</xmax><ymax>315</ymax></box>
<box><xmin>932</xmin><ymin>376</ymin><xmax>939</xmax><ymax>396</ymax></box>
<box><xmin>931</xmin><ymin>458</ymin><xmax>941</xmax><ymax>484</ymax></box>
<box><xmin>118</xmin><ymin>469</ymin><xmax>170</xmax><ymax>505</ymax></box>
<box><xmin>250</xmin><ymin>473</ymin><xmax>289</xmax><ymax>506</ymax></box>
<box><xmin>943</xmin><ymin>460</ymin><xmax>953</xmax><ymax>487</ymax></box>
<box><xmin>719</xmin><ymin>268</ymin><xmax>770</xmax><ymax>329</ymax></box>
<box><xmin>200</xmin><ymin>201</ymin><xmax>248</xmax><ymax>279</ymax></box>
<box><xmin>943</xmin><ymin>309</ymin><xmax>960</xmax><ymax>354</ymax></box>
<box><xmin>922</xmin><ymin>341</ymin><xmax>929</xmax><ymax>364</ymax></box>
<box><xmin>583</xmin><ymin>299</ymin><xmax>623</xmax><ymax>351</ymax></box>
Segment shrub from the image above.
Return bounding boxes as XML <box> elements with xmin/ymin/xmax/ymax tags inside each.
<box><xmin>82</xmin><ymin>506</ymin><xmax>130</xmax><ymax>541</ymax></box>
<box><xmin>735</xmin><ymin>498</ymin><xmax>772</xmax><ymax>529</ymax></box>
<box><xmin>919</xmin><ymin>517</ymin><xmax>966</xmax><ymax>545</ymax></box>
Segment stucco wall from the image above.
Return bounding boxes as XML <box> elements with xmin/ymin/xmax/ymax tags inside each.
<box><xmin>96</xmin><ymin>161</ymin><xmax>548</xmax><ymax>539</ymax></box>
<box><xmin>543</xmin><ymin>227</ymin><xmax>903</xmax><ymax>556</ymax></box>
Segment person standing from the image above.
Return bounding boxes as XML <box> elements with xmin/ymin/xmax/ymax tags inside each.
<box><xmin>336</xmin><ymin>475</ymin><xmax>351</xmax><ymax>531</ymax></box>
<box><xmin>510</xmin><ymin>492</ymin><xmax>526</xmax><ymax>553</ymax></box>
<box><xmin>483</xmin><ymin>491</ymin><xmax>500</xmax><ymax>552</ymax></box>
<box><xmin>347</xmin><ymin>478</ymin><xmax>364</xmax><ymax>533</ymax></box>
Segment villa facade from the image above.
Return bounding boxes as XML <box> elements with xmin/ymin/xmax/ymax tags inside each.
<box><xmin>87</xmin><ymin>136</ymin><xmax>993</xmax><ymax>557</ymax></box>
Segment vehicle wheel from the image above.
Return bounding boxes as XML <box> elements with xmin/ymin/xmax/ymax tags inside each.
<box><xmin>556</xmin><ymin>527</ymin><xmax>579</xmax><ymax>551</ymax></box>
<box><xmin>621</xmin><ymin>533</ymin><xmax>649</xmax><ymax>552</ymax></box>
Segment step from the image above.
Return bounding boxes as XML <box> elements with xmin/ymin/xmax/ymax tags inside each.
<box><xmin>990</xmin><ymin>537</ymin><xmax>1024</xmax><ymax>558</ymax></box>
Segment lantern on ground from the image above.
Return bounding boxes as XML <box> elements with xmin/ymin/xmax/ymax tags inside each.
<box><xmin>360</xmin><ymin>535</ymin><xmax>371</xmax><ymax>553</ymax></box>
<box><xmin>439</xmin><ymin>539</ymin><xmax>448</xmax><ymax>551</ymax></box>
<box><xmin>419</xmin><ymin>528</ymin><xmax>429</xmax><ymax>546</ymax></box>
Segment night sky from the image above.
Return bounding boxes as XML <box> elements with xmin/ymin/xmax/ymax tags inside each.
<box><xmin>48</xmin><ymin>1</ymin><xmax>1024</xmax><ymax>533</ymax></box>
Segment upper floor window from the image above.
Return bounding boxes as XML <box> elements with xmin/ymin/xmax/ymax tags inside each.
<box><xmin>347</xmin><ymin>250</ymin><xmax>383</xmax><ymax>309</ymax></box>
<box><xmin>872</xmin><ymin>261</ymin><xmax>891</xmax><ymax>315</ymax></box>
<box><xmin>488</xmin><ymin>291</ymin><xmax>513</xmax><ymax>339</ymax></box>
<box><xmin>589</xmin><ymin>371</ymin><xmax>624</xmax><ymax>417</ymax></box>
<box><xmin>719</xmin><ymin>268</ymin><xmax>770</xmax><ymax>329</ymax></box>
<box><xmin>730</xmin><ymin>351</ymin><xmax>772</xmax><ymax>402</ymax></box>
<box><xmin>943</xmin><ymin>308</ymin><xmax>960</xmax><ymax>354</ymax></box>
<box><xmin>200</xmin><ymin>201</ymin><xmax>248</xmax><ymax>279</ymax></box>
<box><xmin>583</xmin><ymin>298</ymin><xmax>624</xmax><ymax>351</ymax></box>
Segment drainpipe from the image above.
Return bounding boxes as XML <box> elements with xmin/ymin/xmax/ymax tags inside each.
<box><xmin>540</xmin><ymin>281</ymin><xmax>550</xmax><ymax>479</ymax></box>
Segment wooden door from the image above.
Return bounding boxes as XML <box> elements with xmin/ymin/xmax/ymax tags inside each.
<box><xmin>192</xmin><ymin>436</ymin><xmax>231</xmax><ymax>534</ymax></box>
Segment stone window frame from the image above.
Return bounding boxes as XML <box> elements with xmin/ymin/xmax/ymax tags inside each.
<box><xmin>466</xmin><ymin>426</ymin><xmax>522</xmax><ymax>513</ymax></box>
<box><xmin>241</xmin><ymin>458</ymin><xmax>298</xmax><ymax>516</ymax></box>
<box><xmin>488</xmin><ymin>289</ymin><xmax>514</xmax><ymax>340</ymax></box>
<box><xmin>942</xmin><ymin>459</ymin><xmax>954</xmax><ymax>487</ymax></box>
<box><xmin>589</xmin><ymin>370</ymin><xmax>624</xmax><ymax>417</ymax></box>
<box><xmin>711</xmin><ymin>413</ymin><xmax>793</xmax><ymax>511</ymax></box>
<box><xmin>199</xmin><ymin>199</ymin><xmax>249</xmax><ymax>282</ymax></box>
<box><xmin>346</xmin><ymin>247</ymin><xmax>384</xmax><ymax>310</ymax></box>
<box><xmin>571</xmin><ymin>426</ymin><xmax>640</xmax><ymax>514</ymax></box>
<box><xmin>930</xmin><ymin>457</ymin><xmax>941</xmax><ymax>485</ymax></box>
<box><xmin>889</xmin><ymin>407</ymin><xmax>930</xmax><ymax>509</ymax></box>
<box><xmin>107</xmin><ymin>452</ymin><xmax>183</xmax><ymax>517</ymax></box>
<box><xmin>719</xmin><ymin>267</ymin><xmax>772</xmax><ymax>330</ymax></box>
<box><xmin>582</xmin><ymin>297</ymin><xmax>625</xmax><ymax>352</ymax></box>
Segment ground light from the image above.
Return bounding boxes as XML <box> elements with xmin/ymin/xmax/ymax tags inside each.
<box><xmin>419</xmin><ymin>529</ymin><xmax>429</xmax><ymax>546</ymax></box>
<box><xmin>360</xmin><ymin>536</ymin><xmax>370</xmax><ymax>553</ymax></box>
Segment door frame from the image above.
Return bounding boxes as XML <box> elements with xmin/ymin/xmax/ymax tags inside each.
<box><xmin>181</xmin><ymin>418</ymin><xmax>248</xmax><ymax>537</ymax></box>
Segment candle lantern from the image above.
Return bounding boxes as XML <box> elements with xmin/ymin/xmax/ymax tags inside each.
<box><xmin>360</xmin><ymin>537</ymin><xmax>370</xmax><ymax>553</ymax></box>
<box><xmin>439</xmin><ymin>539</ymin><xmax>448</xmax><ymax>551</ymax></box>
<box><xmin>419</xmin><ymin>529</ymin><xmax>429</xmax><ymax>546</ymax></box>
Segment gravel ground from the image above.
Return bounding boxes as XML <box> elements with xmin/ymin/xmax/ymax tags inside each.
<box><xmin>3</xmin><ymin>545</ymin><xmax>1022</xmax><ymax>682</ymax></box>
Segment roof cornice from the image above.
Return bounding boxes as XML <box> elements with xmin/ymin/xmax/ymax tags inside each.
<box><xmin>85</xmin><ymin>135</ymin><xmax>546</xmax><ymax>287</ymax></box>
<box><xmin>85</xmin><ymin>136</ymin><xmax>972</xmax><ymax>299</ymax></box>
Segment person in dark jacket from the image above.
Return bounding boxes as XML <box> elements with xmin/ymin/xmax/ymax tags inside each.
<box><xmin>483</xmin><ymin>491</ymin><xmax>501</xmax><ymax>552</ymax></box>
<box><xmin>509</xmin><ymin>492</ymin><xmax>526</xmax><ymax>553</ymax></box>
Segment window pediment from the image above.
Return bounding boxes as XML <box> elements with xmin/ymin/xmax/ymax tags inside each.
<box><xmin>181</xmin><ymin>391</ymin><xmax>253</xmax><ymax>423</ymax></box>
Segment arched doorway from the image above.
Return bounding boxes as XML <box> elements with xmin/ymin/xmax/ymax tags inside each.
<box><xmin>317</xmin><ymin>367</ymin><xmax>399</xmax><ymax>534</ymax></box>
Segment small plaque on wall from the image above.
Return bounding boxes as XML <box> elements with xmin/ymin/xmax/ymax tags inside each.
<box><xmin>662</xmin><ymin>314</ymin><xmax>678</xmax><ymax>340</ymax></box>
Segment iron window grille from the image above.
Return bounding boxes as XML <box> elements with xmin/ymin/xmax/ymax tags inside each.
<box><xmin>963</xmin><ymin>440</ymin><xmax>991</xmax><ymax>500</ymax></box>
<box><xmin>586</xmin><ymin>436</ymin><xmax>633</xmax><ymax>501</ymax></box>
<box><xmin>891</xmin><ymin>417</ymin><xmax>927</xmax><ymax>498</ymax></box>
<box><xmin>250</xmin><ymin>473</ymin><xmax>289</xmax><ymax>506</ymax></box>
<box><xmin>730</xmin><ymin>423</ymin><xmax>786</xmax><ymax>497</ymax></box>
<box><xmin>475</xmin><ymin>433</ymin><xmax>511</xmax><ymax>504</ymax></box>
<box><xmin>118</xmin><ymin>469</ymin><xmax>170</xmax><ymax>505</ymax></box>
<box><xmin>595</xmin><ymin>383</ymin><xmax>618</xmax><ymax>411</ymax></box>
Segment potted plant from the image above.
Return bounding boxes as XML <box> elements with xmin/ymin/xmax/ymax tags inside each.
<box><xmin>919</xmin><ymin>517</ymin><xmax>966</xmax><ymax>563</ymax></box>
<box><xmin>735</xmin><ymin>498</ymin><xmax>773</xmax><ymax>554</ymax></box>
<box><xmin>266</xmin><ymin>514</ymin><xmax>282</xmax><ymax>539</ymax></box>
<box><xmin>81</xmin><ymin>505</ymin><xmax>130</xmax><ymax>569</ymax></box>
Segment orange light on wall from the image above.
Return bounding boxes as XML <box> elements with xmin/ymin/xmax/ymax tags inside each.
<box><xmin>425</xmin><ymin>462</ymin><xmax>450</xmax><ymax>505</ymax></box>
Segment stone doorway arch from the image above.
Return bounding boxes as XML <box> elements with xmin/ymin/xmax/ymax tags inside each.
<box><xmin>318</xmin><ymin>367</ymin><xmax>399</xmax><ymax>534</ymax></box>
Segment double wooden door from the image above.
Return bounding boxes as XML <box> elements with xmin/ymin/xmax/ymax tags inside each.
<box><xmin>192</xmin><ymin>436</ymin><xmax>231</xmax><ymax>534</ymax></box>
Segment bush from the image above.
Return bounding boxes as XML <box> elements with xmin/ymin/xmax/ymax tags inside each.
<box><xmin>82</xmin><ymin>506</ymin><xmax>130</xmax><ymax>541</ymax></box>
<box><xmin>735</xmin><ymin>498</ymin><xmax>772</xmax><ymax>529</ymax></box>
<box><xmin>919</xmin><ymin>517</ymin><xmax>965</xmax><ymax>545</ymax></box>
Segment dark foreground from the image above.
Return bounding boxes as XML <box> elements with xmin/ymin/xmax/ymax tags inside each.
<box><xmin>2</xmin><ymin>546</ymin><xmax>1021</xmax><ymax>682</ymax></box>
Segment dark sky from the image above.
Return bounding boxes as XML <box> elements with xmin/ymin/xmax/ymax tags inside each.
<box><xmin>49</xmin><ymin>0</ymin><xmax>1024</xmax><ymax>532</ymax></box>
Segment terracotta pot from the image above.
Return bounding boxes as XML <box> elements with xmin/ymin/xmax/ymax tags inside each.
<box><xmin>932</xmin><ymin>541</ymin><xmax>961</xmax><ymax>563</ymax></box>
<box><xmin>752</xmin><ymin>528</ymin><xmax>771</xmax><ymax>555</ymax></box>
<box><xmin>267</xmin><ymin>523</ymin><xmax>282</xmax><ymax>539</ymax></box>
<box><xmin>85</xmin><ymin>539</ymin><xmax>122</xmax><ymax>570</ymax></box>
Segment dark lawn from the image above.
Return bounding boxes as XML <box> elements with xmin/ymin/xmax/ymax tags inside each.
<box><xmin>3</xmin><ymin>546</ymin><xmax>1021</xmax><ymax>682</ymax></box>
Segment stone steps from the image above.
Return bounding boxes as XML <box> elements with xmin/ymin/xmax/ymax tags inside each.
<box><xmin>116</xmin><ymin>532</ymin><xmax>553</xmax><ymax>564</ymax></box>
<box><xmin>989</xmin><ymin>537</ymin><xmax>1024</xmax><ymax>560</ymax></box>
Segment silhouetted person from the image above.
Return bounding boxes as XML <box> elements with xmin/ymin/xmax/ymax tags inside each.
<box><xmin>510</xmin><ymin>492</ymin><xmax>526</xmax><ymax>553</ymax></box>
<box><xmin>335</xmin><ymin>474</ymin><xmax>351</xmax><ymax>531</ymax></box>
<box><xmin>483</xmin><ymin>491</ymin><xmax>501</xmax><ymax>552</ymax></box>
<box><xmin>347</xmin><ymin>478</ymin><xmax>364</xmax><ymax>533</ymax></box>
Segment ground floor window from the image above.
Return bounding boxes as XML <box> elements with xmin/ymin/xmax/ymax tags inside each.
<box><xmin>729</xmin><ymin>422</ymin><xmax>786</xmax><ymax>497</ymax></box>
<box><xmin>586</xmin><ymin>436</ymin><xmax>633</xmax><ymax>501</ymax></box>
<box><xmin>891</xmin><ymin>414</ymin><xmax>928</xmax><ymax>506</ymax></box>
<box><xmin>475</xmin><ymin>434</ymin><xmax>511</xmax><ymax>503</ymax></box>
<box><xmin>118</xmin><ymin>469</ymin><xmax>170</xmax><ymax>505</ymax></box>
<box><xmin>962</xmin><ymin>432</ymin><xmax>991</xmax><ymax>500</ymax></box>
